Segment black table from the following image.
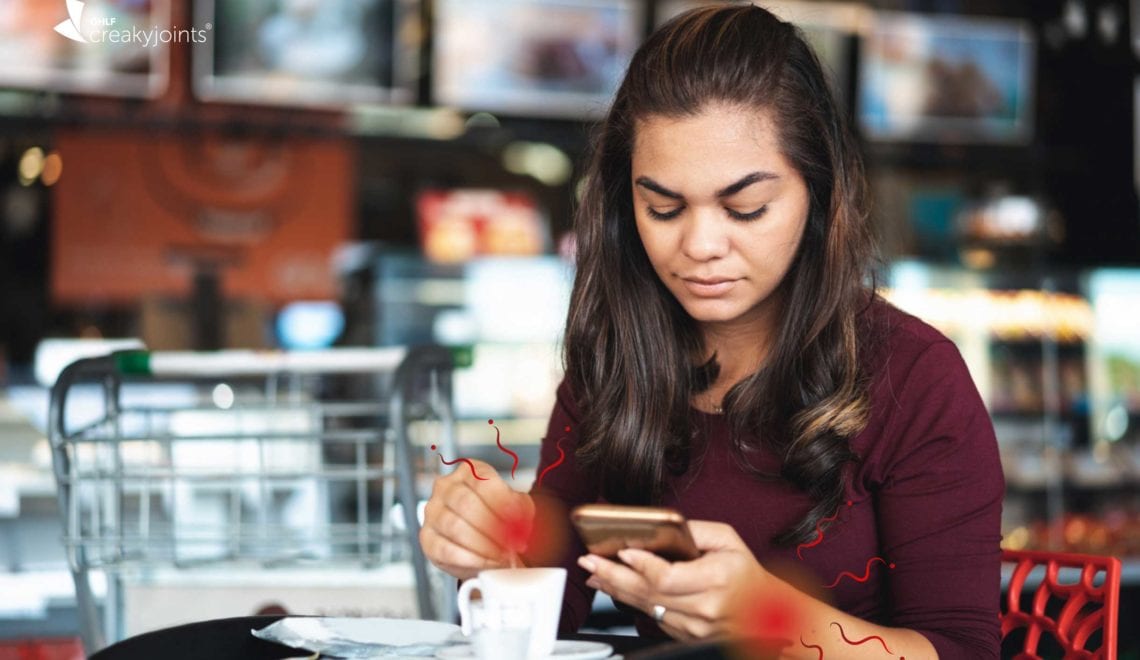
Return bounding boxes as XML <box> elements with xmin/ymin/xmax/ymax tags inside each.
<box><xmin>87</xmin><ymin>616</ymin><xmax>734</xmax><ymax>660</ymax></box>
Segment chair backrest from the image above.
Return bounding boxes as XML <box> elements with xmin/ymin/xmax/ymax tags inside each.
<box><xmin>1001</xmin><ymin>549</ymin><xmax>1122</xmax><ymax>659</ymax></box>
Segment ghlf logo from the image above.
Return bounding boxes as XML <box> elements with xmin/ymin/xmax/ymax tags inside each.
<box><xmin>54</xmin><ymin>0</ymin><xmax>89</xmax><ymax>43</ymax></box>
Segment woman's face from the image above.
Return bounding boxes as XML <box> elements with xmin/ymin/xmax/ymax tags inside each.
<box><xmin>631</xmin><ymin>103</ymin><xmax>810</xmax><ymax>334</ymax></box>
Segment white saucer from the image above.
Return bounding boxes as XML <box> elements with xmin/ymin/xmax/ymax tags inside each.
<box><xmin>437</xmin><ymin>639</ymin><xmax>613</xmax><ymax>659</ymax></box>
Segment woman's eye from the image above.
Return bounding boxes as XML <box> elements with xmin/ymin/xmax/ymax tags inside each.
<box><xmin>726</xmin><ymin>205</ymin><xmax>768</xmax><ymax>221</ymax></box>
<box><xmin>647</xmin><ymin>206</ymin><xmax>684</xmax><ymax>220</ymax></box>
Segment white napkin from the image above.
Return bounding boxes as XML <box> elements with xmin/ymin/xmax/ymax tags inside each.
<box><xmin>252</xmin><ymin>617</ymin><xmax>465</xmax><ymax>658</ymax></box>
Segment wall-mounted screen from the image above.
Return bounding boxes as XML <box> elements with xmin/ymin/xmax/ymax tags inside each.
<box><xmin>193</xmin><ymin>0</ymin><xmax>419</xmax><ymax>108</ymax></box>
<box><xmin>0</xmin><ymin>0</ymin><xmax>169</xmax><ymax>98</ymax></box>
<box><xmin>857</xmin><ymin>12</ymin><xmax>1035</xmax><ymax>143</ymax></box>
<box><xmin>432</xmin><ymin>0</ymin><xmax>642</xmax><ymax>119</ymax></box>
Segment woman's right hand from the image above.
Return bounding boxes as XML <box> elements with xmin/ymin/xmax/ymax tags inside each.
<box><xmin>420</xmin><ymin>458</ymin><xmax>535</xmax><ymax>580</ymax></box>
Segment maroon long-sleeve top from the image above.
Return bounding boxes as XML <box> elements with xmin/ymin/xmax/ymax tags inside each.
<box><xmin>528</xmin><ymin>300</ymin><xmax>1005</xmax><ymax>659</ymax></box>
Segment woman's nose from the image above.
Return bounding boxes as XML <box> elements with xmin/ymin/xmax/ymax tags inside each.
<box><xmin>680</xmin><ymin>208</ymin><xmax>730</xmax><ymax>261</ymax></box>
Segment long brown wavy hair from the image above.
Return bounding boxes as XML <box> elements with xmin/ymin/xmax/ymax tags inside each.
<box><xmin>562</xmin><ymin>4</ymin><xmax>877</xmax><ymax>545</ymax></box>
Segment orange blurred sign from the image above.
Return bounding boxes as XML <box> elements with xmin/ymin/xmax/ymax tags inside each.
<box><xmin>51</xmin><ymin>128</ymin><xmax>352</xmax><ymax>304</ymax></box>
<box><xmin>416</xmin><ymin>189</ymin><xmax>546</xmax><ymax>263</ymax></box>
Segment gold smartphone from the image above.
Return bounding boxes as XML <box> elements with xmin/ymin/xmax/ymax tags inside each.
<box><xmin>570</xmin><ymin>504</ymin><xmax>700</xmax><ymax>562</ymax></box>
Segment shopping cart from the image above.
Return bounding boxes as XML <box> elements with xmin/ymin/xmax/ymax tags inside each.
<box><xmin>47</xmin><ymin>345</ymin><xmax>462</xmax><ymax>654</ymax></box>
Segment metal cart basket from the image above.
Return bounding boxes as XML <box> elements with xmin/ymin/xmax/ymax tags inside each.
<box><xmin>48</xmin><ymin>345</ymin><xmax>460</xmax><ymax>654</ymax></box>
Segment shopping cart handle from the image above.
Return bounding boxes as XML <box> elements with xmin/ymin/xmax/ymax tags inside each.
<box><xmin>111</xmin><ymin>345</ymin><xmax>472</xmax><ymax>376</ymax></box>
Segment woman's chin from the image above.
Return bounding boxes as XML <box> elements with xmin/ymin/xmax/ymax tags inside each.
<box><xmin>680</xmin><ymin>301</ymin><xmax>748</xmax><ymax>324</ymax></box>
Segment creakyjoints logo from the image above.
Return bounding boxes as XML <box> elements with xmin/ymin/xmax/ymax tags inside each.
<box><xmin>54</xmin><ymin>0</ymin><xmax>211</xmax><ymax>46</ymax></box>
<box><xmin>54</xmin><ymin>0</ymin><xmax>89</xmax><ymax>42</ymax></box>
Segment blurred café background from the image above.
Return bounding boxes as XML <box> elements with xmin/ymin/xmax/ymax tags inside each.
<box><xmin>1</xmin><ymin>0</ymin><xmax>1139</xmax><ymax>656</ymax></box>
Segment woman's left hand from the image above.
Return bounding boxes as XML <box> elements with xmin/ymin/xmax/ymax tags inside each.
<box><xmin>577</xmin><ymin>520</ymin><xmax>770</xmax><ymax>640</ymax></box>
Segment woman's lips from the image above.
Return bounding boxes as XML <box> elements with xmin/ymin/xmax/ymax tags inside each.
<box><xmin>681</xmin><ymin>277</ymin><xmax>738</xmax><ymax>297</ymax></box>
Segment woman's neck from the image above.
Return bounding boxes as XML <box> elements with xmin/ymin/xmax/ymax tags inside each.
<box><xmin>696</xmin><ymin>311</ymin><xmax>779</xmax><ymax>411</ymax></box>
<box><xmin>705</xmin><ymin>325</ymin><xmax>769</xmax><ymax>382</ymax></box>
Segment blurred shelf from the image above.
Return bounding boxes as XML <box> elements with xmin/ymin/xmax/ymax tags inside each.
<box><xmin>989</xmin><ymin>336</ymin><xmax>1087</xmax><ymax>348</ymax></box>
<box><xmin>990</xmin><ymin>408</ymin><xmax>1087</xmax><ymax>418</ymax></box>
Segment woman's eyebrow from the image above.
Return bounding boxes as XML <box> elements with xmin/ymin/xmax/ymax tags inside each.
<box><xmin>634</xmin><ymin>171</ymin><xmax>780</xmax><ymax>200</ymax></box>
<box><xmin>634</xmin><ymin>176</ymin><xmax>683</xmax><ymax>200</ymax></box>
<box><xmin>716</xmin><ymin>171</ymin><xmax>780</xmax><ymax>197</ymax></box>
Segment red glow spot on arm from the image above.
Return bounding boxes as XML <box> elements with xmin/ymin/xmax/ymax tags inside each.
<box><xmin>513</xmin><ymin>494</ymin><xmax>571</xmax><ymax>568</ymax></box>
<box><xmin>735</xmin><ymin>592</ymin><xmax>804</xmax><ymax>657</ymax></box>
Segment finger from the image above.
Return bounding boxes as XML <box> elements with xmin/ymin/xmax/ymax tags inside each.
<box><xmin>644</xmin><ymin>588</ymin><xmax>734</xmax><ymax>625</ymax></box>
<box><xmin>469</xmin><ymin>484</ymin><xmax>540</xmax><ymax>556</ymax></box>
<box><xmin>616</xmin><ymin>548</ymin><xmax>674</xmax><ymax>583</ymax></box>
<box><xmin>648</xmin><ymin>604</ymin><xmax>717</xmax><ymax>641</ymax></box>
<box><xmin>458</xmin><ymin>461</ymin><xmax>530</xmax><ymax>522</ymax></box>
<box><xmin>427</xmin><ymin>501</ymin><xmax>506</xmax><ymax>561</ymax></box>
<box><xmin>660</xmin><ymin>620</ymin><xmax>694</xmax><ymax>641</ymax></box>
<box><xmin>610</xmin><ymin>550</ymin><xmax>740</xmax><ymax>625</ymax></box>
<box><xmin>445</xmin><ymin>481</ymin><xmax>527</xmax><ymax>551</ymax></box>
<box><xmin>656</xmin><ymin>610</ymin><xmax>715</xmax><ymax>642</ymax></box>
<box><xmin>578</xmin><ymin>554</ymin><xmax>653</xmax><ymax>608</ymax></box>
<box><xmin>687</xmin><ymin>521</ymin><xmax>743</xmax><ymax>552</ymax></box>
<box><xmin>616</xmin><ymin>547</ymin><xmax>731</xmax><ymax>597</ymax></box>
<box><xmin>579</xmin><ymin>553</ymin><xmax>728</xmax><ymax>639</ymax></box>
<box><xmin>420</xmin><ymin>526</ymin><xmax>506</xmax><ymax>579</ymax></box>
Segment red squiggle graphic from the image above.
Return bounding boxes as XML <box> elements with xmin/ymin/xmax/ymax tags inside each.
<box><xmin>799</xmin><ymin>636</ymin><xmax>824</xmax><ymax>660</ymax></box>
<box><xmin>796</xmin><ymin>500</ymin><xmax>853</xmax><ymax>560</ymax></box>
<box><xmin>489</xmin><ymin>419</ymin><xmax>519</xmax><ymax>480</ymax></box>
<box><xmin>430</xmin><ymin>445</ymin><xmax>489</xmax><ymax>480</ymax></box>
<box><xmin>438</xmin><ymin>455</ymin><xmax>489</xmax><ymax>480</ymax></box>
<box><xmin>823</xmin><ymin>557</ymin><xmax>893</xmax><ymax>589</ymax></box>
<box><xmin>535</xmin><ymin>435</ymin><xmax>567</xmax><ymax>488</ymax></box>
<box><xmin>830</xmin><ymin>621</ymin><xmax>893</xmax><ymax>654</ymax></box>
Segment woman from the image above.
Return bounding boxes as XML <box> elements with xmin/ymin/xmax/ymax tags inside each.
<box><xmin>421</xmin><ymin>5</ymin><xmax>1003</xmax><ymax>659</ymax></box>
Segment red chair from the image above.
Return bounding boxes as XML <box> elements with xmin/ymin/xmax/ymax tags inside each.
<box><xmin>1001</xmin><ymin>549</ymin><xmax>1122</xmax><ymax>660</ymax></box>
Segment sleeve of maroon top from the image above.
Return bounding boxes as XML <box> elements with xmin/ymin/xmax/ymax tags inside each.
<box><xmin>524</xmin><ymin>379</ymin><xmax>600</xmax><ymax>634</ymax></box>
<box><xmin>874</xmin><ymin>340</ymin><xmax>1004</xmax><ymax>659</ymax></box>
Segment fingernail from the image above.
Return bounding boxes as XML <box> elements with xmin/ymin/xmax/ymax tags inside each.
<box><xmin>617</xmin><ymin>549</ymin><xmax>633</xmax><ymax>563</ymax></box>
<box><xmin>577</xmin><ymin>556</ymin><xmax>596</xmax><ymax>572</ymax></box>
<box><xmin>585</xmin><ymin>578</ymin><xmax>600</xmax><ymax>590</ymax></box>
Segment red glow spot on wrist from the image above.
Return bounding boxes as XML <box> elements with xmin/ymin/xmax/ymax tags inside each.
<box><xmin>734</xmin><ymin>592</ymin><xmax>803</xmax><ymax>657</ymax></box>
<box><xmin>495</xmin><ymin>508</ymin><xmax>533</xmax><ymax>555</ymax></box>
<box><xmin>502</xmin><ymin>495</ymin><xmax>571</xmax><ymax>568</ymax></box>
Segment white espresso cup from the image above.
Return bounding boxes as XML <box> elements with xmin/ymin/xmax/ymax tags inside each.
<box><xmin>457</xmin><ymin>567</ymin><xmax>567</xmax><ymax>659</ymax></box>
